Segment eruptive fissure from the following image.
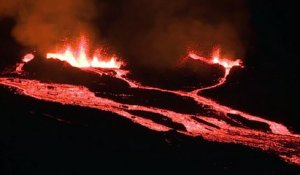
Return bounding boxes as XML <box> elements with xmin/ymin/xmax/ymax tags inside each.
<box><xmin>189</xmin><ymin>49</ymin><xmax>243</xmax><ymax>92</ymax></box>
<box><xmin>46</xmin><ymin>36</ymin><xmax>123</xmax><ymax>69</ymax></box>
<box><xmin>0</xmin><ymin>36</ymin><xmax>299</xmax><ymax>166</ymax></box>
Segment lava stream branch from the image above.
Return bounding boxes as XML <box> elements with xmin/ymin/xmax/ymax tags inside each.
<box><xmin>0</xmin><ymin>49</ymin><xmax>299</xmax><ymax>165</ymax></box>
<box><xmin>0</xmin><ymin>77</ymin><xmax>299</xmax><ymax>165</ymax></box>
<box><xmin>188</xmin><ymin>52</ymin><xmax>240</xmax><ymax>92</ymax></box>
<box><xmin>86</xmin><ymin>67</ymin><xmax>293</xmax><ymax>136</ymax></box>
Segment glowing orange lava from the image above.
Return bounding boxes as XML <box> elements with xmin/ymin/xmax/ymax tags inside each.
<box><xmin>46</xmin><ymin>36</ymin><xmax>123</xmax><ymax>69</ymax></box>
<box><xmin>0</xmin><ymin>47</ymin><xmax>299</xmax><ymax>166</ymax></box>
<box><xmin>189</xmin><ymin>48</ymin><xmax>243</xmax><ymax>76</ymax></box>
<box><xmin>23</xmin><ymin>53</ymin><xmax>35</xmax><ymax>63</ymax></box>
<box><xmin>188</xmin><ymin>49</ymin><xmax>243</xmax><ymax>92</ymax></box>
<box><xmin>15</xmin><ymin>53</ymin><xmax>35</xmax><ymax>74</ymax></box>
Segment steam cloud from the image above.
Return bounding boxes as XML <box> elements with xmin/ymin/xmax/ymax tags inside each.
<box><xmin>98</xmin><ymin>0</ymin><xmax>249</xmax><ymax>69</ymax></box>
<box><xmin>0</xmin><ymin>0</ymin><xmax>96</xmax><ymax>53</ymax></box>
<box><xmin>1</xmin><ymin>0</ymin><xmax>248</xmax><ymax>69</ymax></box>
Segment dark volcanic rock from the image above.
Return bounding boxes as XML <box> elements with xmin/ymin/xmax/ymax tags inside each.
<box><xmin>23</xmin><ymin>56</ymin><xmax>129</xmax><ymax>90</ymax></box>
<box><xmin>127</xmin><ymin>59</ymin><xmax>225</xmax><ymax>91</ymax></box>
<box><xmin>22</xmin><ymin>56</ymin><xmax>216</xmax><ymax>116</ymax></box>
<box><xmin>0</xmin><ymin>86</ymin><xmax>299</xmax><ymax>175</ymax></box>
<box><xmin>128</xmin><ymin>110</ymin><xmax>187</xmax><ymax>131</ymax></box>
<box><xmin>227</xmin><ymin>113</ymin><xmax>271</xmax><ymax>132</ymax></box>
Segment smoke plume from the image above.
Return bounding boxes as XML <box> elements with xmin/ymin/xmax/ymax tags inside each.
<box><xmin>0</xmin><ymin>0</ymin><xmax>96</xmax><ymax>53</ymax></box>
<box><xmin>1</xmin><ymin>0</ymin><xmax>249</xmax><ymax>70</ymax></box>
<box><xmin>98</xmin><ymin>0</ymin><xmax>249</xmax><ymax>69</ymax></box>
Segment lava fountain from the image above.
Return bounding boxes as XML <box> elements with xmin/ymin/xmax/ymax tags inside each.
<box><xmin>189</xmin><ymin>48</ymin><xmax>243</xmax><ymax>77</ymax></box>
<box><xmin>0</xmin><ymin>36</ymin><xmax>299</xmax><ymax>166</ymax></box>
<box><xmin>46</xmin><ymin>36</ymin><xmax>123</xmax><ymax>69</ymax></box>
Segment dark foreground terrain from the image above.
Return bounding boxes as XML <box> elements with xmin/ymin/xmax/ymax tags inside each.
<box><xmin>0</xmin><ymin>84</ymin><xmax>300</xmax><ymax>174</ymax></box>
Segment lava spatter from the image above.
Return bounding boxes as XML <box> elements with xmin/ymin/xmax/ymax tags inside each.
<box><xmin>46</xmin><ymin>36</ymin><xmax>123</xmax><ymax>69</ymax></box>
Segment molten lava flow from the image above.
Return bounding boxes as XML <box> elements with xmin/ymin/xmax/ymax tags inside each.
<box><xmin>15</xmin><ymin>53</ymin><xmax>35</xmax><ymax>74</ymax></box>
<box><xmin>23</xmin><ymin>53</ymin><xmax>35</xmax><ymax>63</ymax></box>
<box><xmin>188</xmin><ymin>48</ymin><xmax>243</xmax><ymax>92</ymax></box>
<box><xmin>1</xmin><ymin>48</ymin><xmax>300</xmax><ymax>166</ymax></box>
<box><xmin>46</xmin><ymin>36</ymin><xmax>123</xmax><ymax>69</ymax></box>
<box><xmin>189</xmin><ymin>48</ymin><xmax>243</xmax><ymax>76</ymax></box>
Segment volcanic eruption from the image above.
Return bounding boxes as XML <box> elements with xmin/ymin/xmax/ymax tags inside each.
<box><xmin>0</xmin><ymin>33</ymin><xmax>299</xmax><ymax>166</ymax></box>
<box><xmin>46</xmin><ymin>36</ymin><xmax>123</xmax><ymax>69</ymax></box>
<box><xmin>0</xmin><ymin>0</ymin><xmax>299</xmax><ymax>173</ymax></box>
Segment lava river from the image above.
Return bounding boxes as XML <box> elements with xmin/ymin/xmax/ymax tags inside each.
<box><xmin>0</xmin><ymin>48</ymin><xmax>299</xmax><ymax>166</ymax></box>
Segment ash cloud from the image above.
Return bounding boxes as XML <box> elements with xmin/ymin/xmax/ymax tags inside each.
<box><xmin>98</xmin><ymin>0</ymin><xmax>249</xmax><ymax>69</ymax></box>
<box><xmin>0</xmin><ymin>0</ymin><xmax>97</xmax><ymax>53</ymax></box>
